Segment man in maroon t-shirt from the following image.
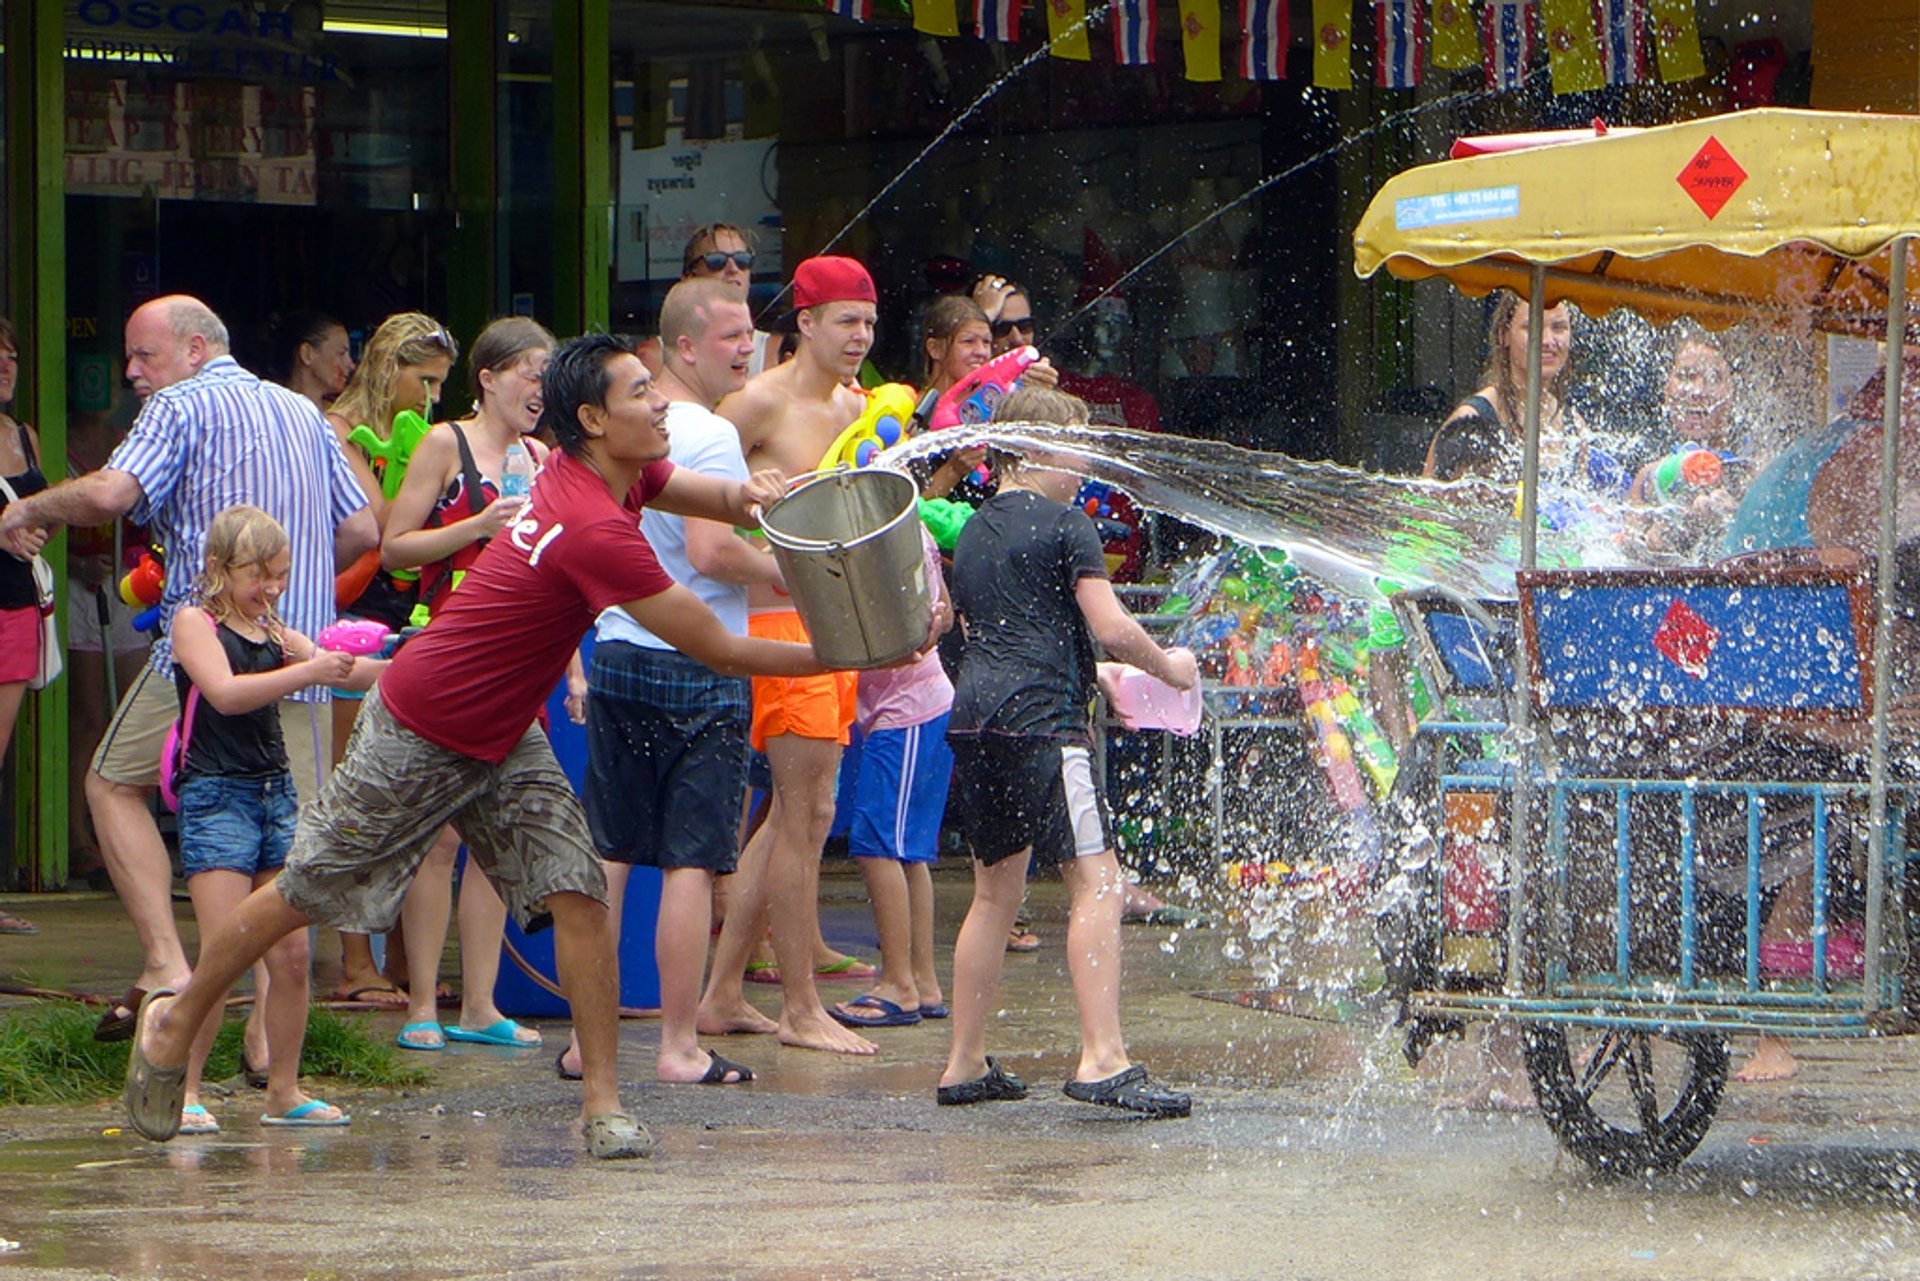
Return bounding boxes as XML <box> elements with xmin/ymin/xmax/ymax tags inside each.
<box><xmin>122</xmin><ymin>334</ymin><xmax>826</xmax><ymax>1160</ymax></box>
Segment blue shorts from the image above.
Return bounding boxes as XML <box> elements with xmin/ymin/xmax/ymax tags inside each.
<box><xmin>832</xmin><ymin>714</ymin><xmax>953</xmax><ymax>864</ymax></box>
<box><xmin>176</xmin><ymin>770</ymin><xmax>298</xmax><ymax>879</ymax></box>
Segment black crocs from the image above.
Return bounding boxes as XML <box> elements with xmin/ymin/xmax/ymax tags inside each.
<box><xmin>937</xmin><ymin>1056</ymin><xmax>1029</xmax><ymax>1106</ymax></box>
<box><xmin>1063</xmin><ymin>1065</ymin><xmax>1191</xmax><ymax>1118</ymax></box>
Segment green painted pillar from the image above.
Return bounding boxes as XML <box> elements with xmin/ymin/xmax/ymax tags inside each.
<box><xmin>6</xmin><ymin>0</ymin><xmax>68</xmax><ymax>889</ymax></box>
<box><xmin>552</xmin><ymin>0</ymin><xmax>612</xmax><ymax>336</ymax></box>
<box><xmin>446</xmin><ymin>0</ymin><xmax>502</xmax><ymax>410</ymax></box>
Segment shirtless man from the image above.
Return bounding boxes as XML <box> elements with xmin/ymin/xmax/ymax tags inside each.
<box><xmin>697</xmin><ymin>256</ymin><xmax>879</xmax><ymax>1055</ymax></box>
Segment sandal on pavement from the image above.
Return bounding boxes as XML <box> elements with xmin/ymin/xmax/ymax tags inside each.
<box><xmin>240</xmin><ymin>1047</ymin><xmax>269</xmax><ymax>1090</ymax></box>
<box><xmin>1062</xmin><ymin>1065</ymin><xmax>1191</xmax><ymax>1118</ymax></box>
<box><xmin>444</xmin><ymin>1018</ymin><xmax>541</xmax><ymax>1047</ymax></box>
<box><xmin>1006</xmin><ymin>928</ymin><xmax>1040</xmax><ymax>953</ymax></box>
<box><xmin>697</xmin><ymin>1052</ymin><xmax>754</xmax><ymax>1085</ymax></box>
<box><xmin>0</xmin><ymin>909</ymin><xmax>36</xmax><ymax>935</ymax></box>
<box><xmin>123</xmin><ymin>988</ymin><xmax>187</xmax><ymax>1141</ymax></box>
<box><xmin>937</xmin><ymin>1057</ymin><xmax>1029</xmax><ymax>1106</ymax></box>
<box><xmin>585</xmin><ymin>1111</ymin><xmax>652</xmax><ymax>1160</ymax></box>
<box><xmin>395</xmin><ymin>1022</ymin><xmax>446</xmax><ymax>1051</ymax></box>
<box><xmin>261</xmin><ymin>1099</ymin><xmax>349</xmax><ymax>1127</ymax></box>
<box><xmin>555</xmin><ymin>1048</ymin><xmax>582</xmax><ymax>1082</ymax></box>
<box><xmin>178</xmin><ymin>1104</ymin><xmax>220</xmax><ymax>1136</ymax></box>
<box><xmin>94</xmin><ymin>985</ymin><xmax>148</xmax><ymax>1043</ymax></box>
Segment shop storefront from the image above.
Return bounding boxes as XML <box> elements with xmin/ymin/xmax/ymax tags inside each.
<box><xmin>0</xmin><ymin>0</ymin><xmax>1890</xmax><ymax>885</ymax></box>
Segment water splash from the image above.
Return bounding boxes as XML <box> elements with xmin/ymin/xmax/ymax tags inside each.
<box><xmin>882</xmin><ymin>420</ymin><xmax>1631</xmax><ymax>601</ymax></box>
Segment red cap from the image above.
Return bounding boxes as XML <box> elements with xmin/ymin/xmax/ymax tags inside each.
<box><xmin>791</xmin><ymin>256</ymin><xmax>877</xmax><ymax>310</ymax></box>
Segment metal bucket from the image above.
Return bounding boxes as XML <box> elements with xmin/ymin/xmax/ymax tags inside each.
<box><xmin>758</xmin><ymin>468</ymin><xmax>932</xmax><ymax>670</ymax></box>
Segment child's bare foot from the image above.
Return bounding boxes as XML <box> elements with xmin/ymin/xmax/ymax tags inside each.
<box><xmin>1733</xmin><ymin>1035</ymin><xmax>1799</xmax><ymax>1082</ymax></box>
<box><xmin>696</xmin><ymin>999</ymin><xmax>779</xmax><ymax>1036</ymax></box>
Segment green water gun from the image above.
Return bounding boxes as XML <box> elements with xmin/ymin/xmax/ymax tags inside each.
<box><xmin>347</xmin><ymin>408</ymin><xmax>436</xmax><ymax>502</ymax></box>
<box><xmin>919</xmin><ymin>496</ymin><xmax>974</xmax><ymax>552</ymax></box>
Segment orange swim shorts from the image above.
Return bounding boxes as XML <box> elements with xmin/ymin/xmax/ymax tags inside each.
<box><xmin>748</xmin><ymin>609</ymin><xmax>857</xmax><ymax>751</ymax></box>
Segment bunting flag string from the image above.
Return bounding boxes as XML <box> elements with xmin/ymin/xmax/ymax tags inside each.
<box><xmin>1113</xmin><ymin>0</ymin><xmax>1157</xmax><ymax>64</ymax></box>
<box><xmin>1650</xmin><ymin>0</ymin><xmax>1706</xmax><ymax>81</ymax></box>
<box><xmin>975</xmin><ymin>0</ymin><xmax>1023</xmax><ymax>40</ymax></box>
<box><xmin>1312</xmin><ymin>0</ymin><xmax>1355</xmax><ymax>89</ymax></box>
<box><xmin>1595</xmin><ymin>0</ymin><xmax>1649</xmax><ymax>85</ymax></box>
<box><xmin>1429</xmin><ymin>0</ymin><xmax>1478</xmax><ymax>69</ymax></box>
<box><xmin>1541</xmin><ymin>0</ymin><xmax>1602</xmax><ymax>93</ymax></box>
<box><xmin>1375</xmin><ymin>0</ymin><xmax>1426</xmax><ymax>89</ymax></box>
<box><xmin>1238</xmin><ymin>0</ymin><xmax>1288</xmax><ymax>80</ymax></box>
<box><xmin>912</xmin><ymin>0</ymin><xmax>960</xmax><ymax>36</ymax></box>
<box><xmin>1481</xmin><ymin>0</ymin><xmax>1536</xmax><ymax>90</ymax></box>
<box><xmin>1179</xmin><ymin>0</ymin><xmax>1223</xmax><ymax>81</ymax></box>
<box><xmin>1046</xmin><ymin>0</ymin><xmax>1093</xmax><ymax>59</ymax></box>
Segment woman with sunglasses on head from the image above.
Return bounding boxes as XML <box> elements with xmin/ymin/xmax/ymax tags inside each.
<box><xmin>323</xmin><ymin>312</ymin><xmax>457</xmax><ymax>1010</ymax></box>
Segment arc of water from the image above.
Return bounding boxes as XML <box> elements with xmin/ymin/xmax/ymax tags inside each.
<box><xmin>1046</xmin><ymin>65</ymin><xmax>1553</xmax><ymax>347</ymax></box>
<box><xmin>756</xmin><ymin>3</ymin><xmax>1117</xmax><ymax>328</ymax></box>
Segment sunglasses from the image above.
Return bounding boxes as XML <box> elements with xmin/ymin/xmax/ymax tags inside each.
<box><xmin>693</xmin><ymin>250</ymin><xmax>756</xmax><ymax>273</ymax></box>
<box><xmin>990</xmin><ymin>316</ymin><xmax>1035</xmax><ymax>339</ymax></box>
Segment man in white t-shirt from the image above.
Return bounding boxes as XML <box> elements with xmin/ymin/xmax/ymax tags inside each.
<box><xmin>556</xmin><ymin>276</ymin><xmax>783</xmax><ymax>1086</ymax></box>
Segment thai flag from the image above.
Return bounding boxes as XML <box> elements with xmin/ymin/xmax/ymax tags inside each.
<box><xmin>1595</xmin><ymin>0</ymin><xmax>1648</xmax><ymax>85</ymax></box>
<box><xmin>1375</xmin><ymin>0</ymin><xmax>1425</xmax><ymax>88</ymax></box>
<box><xmin>1239</xmin><ymin>0</ymin><xmax>1287</xmax><ymax>79</ymax></box>
<box><xmin>828</xmin><ymin>0</ymin><xmax>872</xmax><ymax>19</ymax></box>
<box><xmin>1113</xmin><ymin>0</ymin><xmax>1156</xmax><ymax>65</ymax></box>
<box><xmin>1482</xmin><ymin>0</ymin><xmax>1536</xmax><ymax>89</ymax></box>
<box><xmin>975</xmin><ymin>0</ymin><xmax>1022</xmax><ymax>40</ymax></box>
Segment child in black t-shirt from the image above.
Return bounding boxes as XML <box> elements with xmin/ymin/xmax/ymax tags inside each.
<box><xmin>937</xmin><ymin>387</ymin><xmax>1198</xmax><ymax>1117</ymax></box>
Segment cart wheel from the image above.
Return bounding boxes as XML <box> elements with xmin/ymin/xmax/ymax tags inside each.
<box><xmin>1522</xmin><ymin>1024</ymin><xmax>1728</xmax><ymax>1178</ymax></box>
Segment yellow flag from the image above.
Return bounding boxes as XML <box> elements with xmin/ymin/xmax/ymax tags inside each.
<box><xmin>1046</xmin><ymin>0</ymin><xmax>1092</xmax><ymax>60</ymax></box>
<box><xmin>1541</xmin><ymin>0</ymin><xmax>1602</xmax><ymax>93</ymax></box>
<box><xmin>1312</xmin><ymin>0</ymin><xmax>1353</xmax><ymax>90</ymax></box>
<box><xmin>1429</xmin><ymin>0</ymin><xmax>1478</xmax><ymax>69</ymax></box>
<box><xmin>1179</xmin><ymin>0</ymin><xmax>1223</xmax><ymax>81</ymax></box>
<box><xmin>914</xmin><ymin>0</ymin><xmax>959</xmax><ymax>37</ymax></box>
<box><xmin>1650</xmin><ymin>0</ymin><xmax>1706</xmax><ymax>82</ymax></box>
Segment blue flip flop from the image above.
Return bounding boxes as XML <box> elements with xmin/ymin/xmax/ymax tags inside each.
<box><xmin>828</xmin><ymin>995</ymin><xmax>922</xmax><ymax>1028</ymax></box>
<box><xmin>443</xmin><ymin>1019</ymin><xmax>541</xmax><ymax>1048</ymax></box>
<box><xmin>395</xmin><ymin>1021</ymin><xmax>445</xmax><ymax>1051</ymax></box>
<box><xmin>260</xmin><ymin>1099</ymin><xmax>350</xmax><ymax>1127</ymax></box>
<box><xmin>918</xmin><ymin>1002</ymin><xmax>951</xmax><ymax>1020</ymax></box>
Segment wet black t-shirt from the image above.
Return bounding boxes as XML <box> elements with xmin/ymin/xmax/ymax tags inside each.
<box><xmin>948</xmin><ymin>489</ymin><xmax>1109</xmax><ymax>743</ymax></box>
<box><xmin>1427</xmin><ymin>395</ymin><xmax>1519</xmax><ymax>483</ymax></box>
<box><xmin>174</xmin><ymin>619</ymin><xmax>290</xmax><ymax>779</ymax></box>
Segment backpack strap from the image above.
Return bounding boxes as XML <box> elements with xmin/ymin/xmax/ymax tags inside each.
<box><xmin>449</xmin><ymin>422</ymin><xmax>491</xmax><ymax>518</ymax></box>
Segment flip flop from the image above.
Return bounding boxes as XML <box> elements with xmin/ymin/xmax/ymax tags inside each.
<box><xmin>95</xmin><ymin>985</ymin><xmax>148</xmax><ymax>1043</ymax></box>
<box><xmin>697</xmin><ymin>1051</ymin><xmax>755</xmax><ymax>1085</ymax></box>
<box><xmin>0</xmin><ymin>909</ymin><xmax>36</xmax><ymax>935</ymax></box>
<box><xmin>395</xmin><ymin>1022</ymin><xmax>446</xmax><ymax>1051</ymax></box>
<box><xmin>743</xmin><ymin>961</ymin><xmax>782</xmax><ymax>986</ymax></box>
<box><xmin>330</xmin><ymin>983</ymin><xmax>408</xmax><ymax>1010</ymax></box>
<box><xmin>241</xmin><ymin>1048</ymin><xmax>269</xmax><ymax>1090</ymax></box>
<box><xmin>443</xmin><ymin>1019</ymin><xmax>541</xmax><ymax>1048</ymax></box>
<box><xmin>178</xmin><ymin>1104</ymin><xmax>220</xmax><ymax>1136</ymax></box>
<box><xmin>122</xmin><ymin>988</ymin><xmax>186</xmax><ymax>1141</ymax></box>
<box><xmin>1006</xmin><ymin>929</ymin><xmax>1041</xmax><ymax>953</ymax></box>
<box><xmin>584</xmin><ymin>1111</ymin><xmax>652</xmax><ymax>1160</ymax></box>
<box><xmin>814</xmin><ymin>957</ymin><xmax>878</xmax><ymax>980</ymax></box>
<box><xmin>828</xmin><ymin>994</ymin><xmax>922</xmax><ymax>1029</ymax></box>
<box><xmin>917</xmin><ymin>1002</ymin><xmax>951</xmax><ymax>1020</ymax></box>
<box><xmin>555</xmin><ymin>1049</ymin><xmax>583</xmax><ymax>1082</ymax></box>
<box><xmin>260</xmin><ymin>1099</ymin><xmax>349</xmax><ymax>1127</ymax></box>
<box><xmin>1122</xmin><ymin>905</ymin><xmax>1214</xmax><ymax>929</ymax></box>
<box><xmin>1063</xmin><ymin>1065</ymin><xmax>1191</xmax><ymax>1119</ymax></box>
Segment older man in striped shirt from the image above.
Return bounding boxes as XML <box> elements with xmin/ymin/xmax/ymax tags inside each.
<box><xmin>1</xmin><ymin>294</ymin><xmax>375</xmax><ymax>1043</ymax></box>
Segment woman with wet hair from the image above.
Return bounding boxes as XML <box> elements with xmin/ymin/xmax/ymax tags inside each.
<box><xmin>1424</xmin><ymin>291</ymin><xmax>1585</xmax><ymax>484</ymax></box>
<box><xmin>271</xmin><ymin>311</ymin><xmax>354</xmax><ymax>410</ymax></box>
<box><xmin>377</xmin><ymin>316</ymin><xmax>562</xmax><ymax>1053</ymax></box>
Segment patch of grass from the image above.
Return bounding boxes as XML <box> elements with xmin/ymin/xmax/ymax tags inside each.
<box><xmin>0</xmin><ymin>1002</ymin><xmax>429</xmax><ymax>1107</ymax></box>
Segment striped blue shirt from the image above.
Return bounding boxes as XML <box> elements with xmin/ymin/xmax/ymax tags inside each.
<box><xmin>109</xmin><ymin>356</ymin><xmax>368</xmax><ymax>701</ymax></box>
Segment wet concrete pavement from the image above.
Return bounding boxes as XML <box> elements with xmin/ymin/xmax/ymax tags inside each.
<box><xmin>5</xmin><ymin>872</ymin><xmax>1920</xmax><ymax>1279</ymax></box>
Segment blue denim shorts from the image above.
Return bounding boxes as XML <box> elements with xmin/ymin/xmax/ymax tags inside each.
<box><xmin>176</xmin><ymin>771</ymin><xmax>299</xmax><ymax>879</ymax></box>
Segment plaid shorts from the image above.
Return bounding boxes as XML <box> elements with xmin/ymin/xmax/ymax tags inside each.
<box><xmin>275</xmin><ymin>686</ymin><xmax>607</xmax><ymax>934</ymax></box>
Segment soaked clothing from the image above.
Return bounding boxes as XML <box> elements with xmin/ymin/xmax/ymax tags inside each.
<box><xmin>413</xmin><ymin>424</ymin><xmax>501</xmax><ymax>619</ymax></box>
<box><xmin>948</xmin><ymin>489</ymin><xmax>1108</xmax><ymax>744</ymax></box>
<box><xmin>173</xmin><ymin>616</ymin><xmax>289</xmax><ymax>780</ymax></box>
<box><xmin>1720</xmin><ymin>417</ymin><xmax>1858</xmax><ymax>556</ymax></box>
<box><xmin>1427</xmin><ymin>396</ymin><xmax>1517</xmax><ymax>484</ymax></box>
<box><xmin>0</xmin><ymin>423</ymin><xmax>46</xmax><ymax>610</ymax></box>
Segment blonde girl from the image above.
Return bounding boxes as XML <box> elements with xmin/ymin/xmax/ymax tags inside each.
<box><xmin>168</xmin><ymin>505</ymin><xmax>381</xmax><ymax>1133</ymax></box>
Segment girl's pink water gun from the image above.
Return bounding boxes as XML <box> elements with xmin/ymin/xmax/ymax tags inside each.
<box><xmin>317</xmin><ymin>618</ymin><xmax>398</xmax><ymax>656</ymax></box>
<box><xmin>929</xmin><ymin>345</ymin><xmax>1039</xmax><ymax>430</ymax></box>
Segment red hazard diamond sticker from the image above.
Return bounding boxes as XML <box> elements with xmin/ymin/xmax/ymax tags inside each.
<box><xmin>1652</xmin><ymin>599</ymin><xmax>1718</xmax><ymax>680</ymax></box>
<box><xmin>1676</xmin><ymin>136</ymin><xmax>1747</xmax><ymax>220</ymax></box>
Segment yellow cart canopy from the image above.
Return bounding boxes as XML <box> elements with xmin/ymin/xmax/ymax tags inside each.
<box><xmin>1353</xmin><ymin>108</ymin><xmax>1920</xmax><ymax>333</ymax></box>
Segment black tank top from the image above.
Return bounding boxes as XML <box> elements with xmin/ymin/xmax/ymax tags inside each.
<box><xmin>0</xmin><ymin>423</ymin><xmax>47</xmax><ymax>610</ymax></box>
<box><xmin>173</xmin><ymin>619</ymin><xmax>290</xmax><ymax>780</ymax></box>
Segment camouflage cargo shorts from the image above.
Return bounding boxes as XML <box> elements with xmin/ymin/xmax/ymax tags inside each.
<box><xmin>275</xmin><ymin>686</ymin><xmax>607</xmax><ymax>935</ymax></box>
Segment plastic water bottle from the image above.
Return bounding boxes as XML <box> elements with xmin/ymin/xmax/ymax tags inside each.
<box><xmin>500</xmin><ymin>441</ymin><xmax>533</xmax><ymax>501</ymax></box>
